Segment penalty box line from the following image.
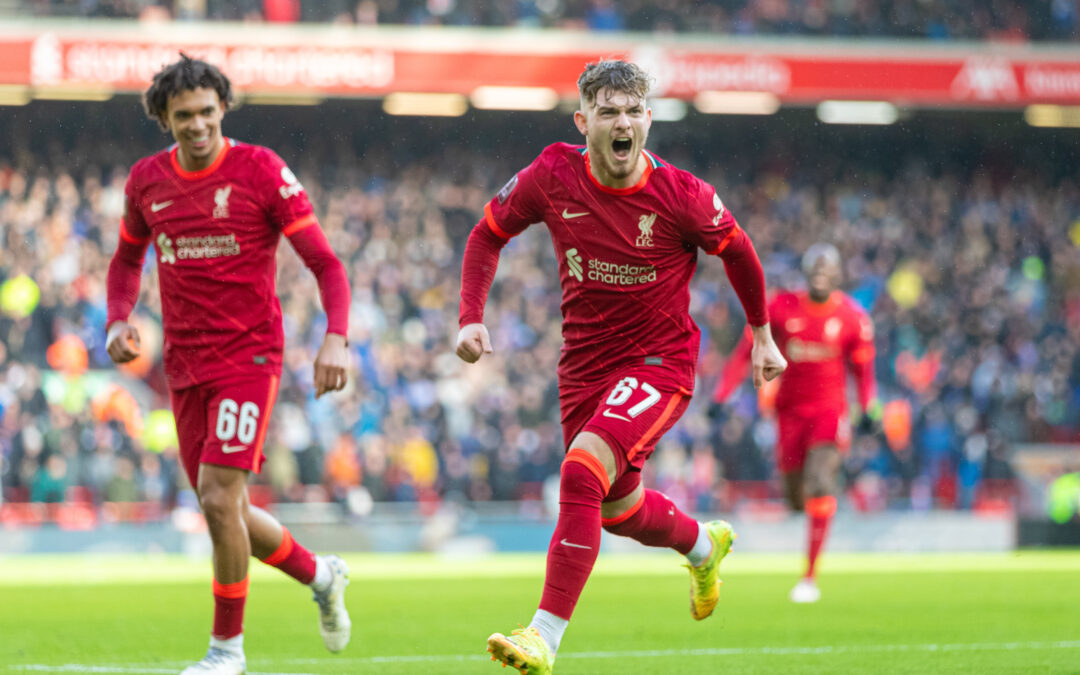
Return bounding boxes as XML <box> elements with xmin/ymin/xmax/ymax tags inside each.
<box><xmin>11</xmin><ymin>641</ymin><xmax>1080</xmax><ymax>673</ymax></box>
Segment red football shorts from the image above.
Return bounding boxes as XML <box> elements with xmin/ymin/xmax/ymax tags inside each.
<box><xmin>776</xmin><ymin>406</ymin><xmax>851</xmax><ymax>473</ymax></box>
<box><xmin>169</xmin><ymin>374</ymin><xmax>280</xmax><ymax>486</ymax></box>
<box><xmin>561</xmin><ymin>364</ymin><xmax>692</xmax><ymax>474</ymax></box>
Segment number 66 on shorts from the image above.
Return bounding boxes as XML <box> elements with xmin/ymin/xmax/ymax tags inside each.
<box><xmin>169</xmin><ymin>374</ymin><xmax>280</xmax><ymax>485</ymax></box>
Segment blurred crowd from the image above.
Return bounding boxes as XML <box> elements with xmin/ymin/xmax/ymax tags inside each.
<box><xmin>0</xmin><ymin>102</ymin><xmax>1078</xmax><ymax>523</ymax></box>
<box><xmin>17</xmin><ymin>0</ymin><xmax>1080</xmax><ymax>41</ymax></box>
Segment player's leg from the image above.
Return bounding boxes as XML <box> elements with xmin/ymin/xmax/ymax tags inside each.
<box><xmin>777</xmin><ymin>409</ymin><xmax>825</xmax><ymax>603</ymax></box>
<box><xmin>783</xmin><ymin>469</ymin><xmax>805</xmax><ymax>511</ymax></box>
<box><xmin>246</xmin><ymin>498</ymin><xmax>351</xmax><ymax>652</ymax></box>
<box><xmin>599</xmin><ymin>471</ymin><xmax>734</xmax><ymax>620</ymax></box>
<box><xmin>587</xmin><ymin>367</ymin><xmax>733</xmax><ymax>620</ymax></box>
<box><xmin>486</xmin><ymin>431</ymin><xmax>614</xmax><ymax>674</ymax></box>
<box><xmin>777</xmin><ymin>410</ymin><xmax>808</xmax><ymax>512</ymax></box>
<box><xmin>182</xmin><ymin>463</ymin><xmax>251</xmax><ymax>675</ymax></box>
<box><xmin>217</xmin><ymin>373</ymin><xmax>351</xmax><ymax>653</ymax></box>
<box><xmin>800</xmin><ymin>443</ymin><xmax>840</xmax><ymax>580</ymax></box>
<box><xmin>171</xmin><ymin>387</ymin><xmax>246</xmax><ymax>675</ymax></box>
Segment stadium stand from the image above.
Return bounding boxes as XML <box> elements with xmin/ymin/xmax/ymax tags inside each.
<box><xmin>12</xmin><ymin>0</ymin><xmax>1080</xmax><ymax>41</ymax></box>
<box><xmin>1</xmin><ymin>97</ymin><xmax>1076</xmax><ymax>527</ymax></box>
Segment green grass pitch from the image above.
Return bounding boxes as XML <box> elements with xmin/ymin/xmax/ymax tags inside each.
<box><xmin>1</xmin><ymin>551</ymin><xmax>1078</xmax><ymax>674</ymax></box>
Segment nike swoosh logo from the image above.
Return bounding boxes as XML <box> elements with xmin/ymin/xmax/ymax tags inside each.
<box><xmin>560</xmin><ymin>538</ymin><xmax>592</xmax><ymax>550</ymax></box>
<box><xmin>562</xmin><ymin>209</ymin><xmax>589</xmax><ymax>219</ymax></box>
<box><xmin>151</xmin><ymin>200</ymin><xmax>174</xmax><ymax>213</ymax></box>
<box><xmin>602</xmin><ymin>409</ymin><xmax>632</xmax><ymax>422</ymax></box>
<box><xmin>221</xmin><ymin>443</ymin><xmax>247</xmax><ymax>454</ymax></box>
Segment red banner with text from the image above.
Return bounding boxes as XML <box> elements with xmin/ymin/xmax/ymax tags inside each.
<box><xmin>1</xmin><ymin>30</ymin><xmax>1078</xmax><ymax>106</ymax></box>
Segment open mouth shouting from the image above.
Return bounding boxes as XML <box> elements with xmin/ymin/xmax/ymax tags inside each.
<box><xmin>612</xmin><ymin>136</ymin><xmax>633</xmax><ymax>162</ymax></box>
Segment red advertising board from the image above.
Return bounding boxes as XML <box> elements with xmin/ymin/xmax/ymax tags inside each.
<box><xmin>1</xmin><ymin>26</ymin><xmax>1078</xmax><ymax>107</ymax></box>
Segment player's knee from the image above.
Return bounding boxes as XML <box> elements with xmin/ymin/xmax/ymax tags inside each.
<box><xmin>198</xmin><ymin>486</ymin><xmax>242</xmax><ymax>530</ymax></box>
<box><xmin>569</xmin><ymin>432</ymin><xmax>619</xmax><ymax>485</ymax></box>
<box><xmin>561</xmin><ymin>452</ymin><xmax>609</xmax><ymax>505</ymax></box>
<box><xmin>804</xmin><ymin>468</ymin><xmax>838</xmax><ymax>499</ymax></box>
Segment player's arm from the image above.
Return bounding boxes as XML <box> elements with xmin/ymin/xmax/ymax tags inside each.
<box><xmin>682</xmin><ymin>178</ymin><xmax>786</xmax><ymax>387</ymax></box>
<box><xmin>105</xmin><ymin>185</ymin><xmax>151</xmax><ymax>364</ymax></box>
<box><xmin>712</xmin><ymin>231</ymin><xmax>786</xmax><ymax>388</ymax></box>
<box><xmin>457</xmin><ymin>221</ymin><xmax>508</xmax><ymax>363</ymax></box>
<box><xmin>260</xmin><ymin>149</ymin><xmax>351</xmax><ymax>398</ymax></box>
<box><xmin>285</xmin><ymin>218</ymin><xmax>351</xmax><ymax>398</ymax></box>
<box><xmin>457</xmin><ymin>164</ymin><xmax>543</xmax><ymax>364</ymax></box>
<box><xmin>848</xmin><ymin>310</ymin><xmax>881</xmax><ymax>430</ymax></box>
<box><xmin>712</xmin><ymin>326</ymin><xmax>753</xmax><ymax>404</ymax></box>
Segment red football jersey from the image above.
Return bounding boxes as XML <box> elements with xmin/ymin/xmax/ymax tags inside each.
<box><xmin>484</xmin><ymin>143</ymin><xmax>742</xmax><ymax>389</ymax></box>
<box><xmin>715</xmin><ymin>289</ymin><xmax>875</xmax><ymax>414</ymax></box>
<box><xmin>120</xmin><ymin>139</ymin><xmax>315</xmax><ymax>389</ymax></box>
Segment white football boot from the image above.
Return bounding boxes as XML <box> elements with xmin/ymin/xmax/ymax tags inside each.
<box><xmin>789</xmin><ymin>577</ymin><xmax>822</xmax><ymax>604</ymax></box>
<box><xmin>179</xmin><ymin>647</ymin><xmax>245</xmax><ymax>675</ymax></box>
<box><xmin>312</xmin><ymin>554</ymin><xmax>352</xmax><ymax>652</ymax></box>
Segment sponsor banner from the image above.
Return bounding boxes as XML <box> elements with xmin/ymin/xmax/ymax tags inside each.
<box><xmin>1</xmin><ymin>30</ymin><xmax>1079</xmax><ymax>105</ymax></box>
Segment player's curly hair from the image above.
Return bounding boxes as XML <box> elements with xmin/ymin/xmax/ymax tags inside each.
<box><xmin>143</xmin><ymin>53</ymin><xmax>233</xmax><ymax>130</ymax></box>
<box><xmin>577</xmin><ymin>59</ymin><xmax>653</xmax><ymax>106</ymax></box>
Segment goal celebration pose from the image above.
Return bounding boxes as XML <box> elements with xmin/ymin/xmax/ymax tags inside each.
<box><xmin>456</xmin><ymin>59</ymin><xmax>787</xmax><ymax>674</ymax></box>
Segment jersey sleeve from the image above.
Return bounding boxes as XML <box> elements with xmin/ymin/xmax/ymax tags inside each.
<box><xmin>119</xmin><ymin>171</ymin><xmax>152</xmax><ymax>246</ymax></box>
<box><xmin>482</xmin><ymin>158</ymin><xmax>546</xmax><ymax>240</ymax></box>
<box><xmin>107</xmin><ymin>170</ymin><xmax>152</xmax><ymax>328</ymax></box>
<box><xmin>846</xmin><ymin>305</ymin><xmax>877</xmax><ymax>410</ymax></box>
<box><xmin>677</xmin><ymin>173</ymin><xmax>742</xmax><ymax>255</ymax></box>
<box><xmin>253</xmin><ymin>148</ymin><xmax>317</xmax><ymax>235</ymax></box>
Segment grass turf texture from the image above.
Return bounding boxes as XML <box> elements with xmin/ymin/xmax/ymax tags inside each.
<box><xmin>1</xmin><ymin>551</ymin><xmax>1077</xmax><ymax>674</ymax></box>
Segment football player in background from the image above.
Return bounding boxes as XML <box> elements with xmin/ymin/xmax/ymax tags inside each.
<box><xmin>714</xmin><ymin>243</ymin><xmax>879</xmax><ymax>603</ymax></box>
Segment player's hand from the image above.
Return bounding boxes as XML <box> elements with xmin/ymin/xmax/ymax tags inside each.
<box><xmin>313</xmin><ymin>333</ymin><xmax>349</xmax><ymax>399</ymax></box>
<box><xmin>456</xmin><ymin>323</ymin><xmax>493</xmax><ymax>363</ymax></box>
<box><xmin>105</xmin><ymin>321</ymin><xmax>141</xmax><ymax>364</ymax></box>
<box><xmin>856</xmin><ymin>398</ymin><xmax>884</xmax><ymax>436</ymax></box>
<box><xmin>750</xmin><ymin>323</ymin><xmax>787</xmax><ymax>389</ymax></box>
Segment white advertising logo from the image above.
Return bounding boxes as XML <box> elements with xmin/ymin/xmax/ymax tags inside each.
<box><xmin>951</xmin><ymin>58</ymin><xmax>1019</xmax><ymax>101</ymax></box>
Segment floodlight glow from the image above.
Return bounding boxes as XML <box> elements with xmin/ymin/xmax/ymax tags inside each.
<box><xmin>383</xmin><ymin>92</ymin><xmax>468</xmax><ymax>117</ymax></box>
<box><xmin>694</xmin><ymin>91</ymin><xmax>780</xmax><ymax>115</ymax></box>
<box><xmin>1025</xmin><ymin>105</ymin><xmax>1080</xmax><ymax>128</ymax></box>
<box><xmin>0</xmin><ymin>85</ymin><xmax>29</xmax><ymax>106</ymax></box>
<box><xmin>470</xmin><ymin>86</ymin><xmax>558</xmax><ymax>111</ymax></box>
<box><xmin>243</xmin><ymin>93</ymin><xmax>325</xmax><ymax>106</ymax></box>
<box><xmin>33</xmin><ymin>86</ymin><xmax>114</xmax><ymax>102</ymax></box>
<box><xmin>649</xmin><ymin>98</ymin><xmax>687</xmax><ymax>122</ymax></box>
<box><xmin>816</xmin><ymin>100</ymin><xmax>898</xmax><ymax>125</ymax></box>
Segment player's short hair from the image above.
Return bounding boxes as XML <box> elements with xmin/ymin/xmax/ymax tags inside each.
<box><xmin>577</xmin><ymin>60</ymin><xmax>653</xmax><ymax>106</ymax></box>
<box><xmin>802</xmin><ymin>243</ymin><xmax>842</xmax><ymax>275</ymax></box>
<box><xmin>143</xmin><ymin>53</ymin><xmax>233</xmax><ymax>129</ymax></box>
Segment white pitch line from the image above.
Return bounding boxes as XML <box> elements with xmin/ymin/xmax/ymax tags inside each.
<box><xmin>11</xmin><ymin>641</ymin><xmax>1080</xmax><ymax>673</ymax></box>
<box><xmin>8</xmin><ymin>668</ymin><xmax>316</xmax><ymax>675</ymax></box>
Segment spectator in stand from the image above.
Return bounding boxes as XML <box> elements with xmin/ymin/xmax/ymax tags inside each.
<box><xmin>0</xmin><ymin>107</ymin><xmax>1078</xmax><ymax>519</ymax></box>
<box><xmin>18</xmin><ymin>0</ymin><xmax>1076</xmax><ymax>40</ymax></box>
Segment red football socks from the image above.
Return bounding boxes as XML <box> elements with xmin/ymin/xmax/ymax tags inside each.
<box><xmin>260</xmin><ymin>526</ymin><xmax>317</xmax><ymax>585</ymax></box>
<box><xmin>805</xmin><ymin>495</ymin><xmax>837</xmax><ymax>579</ymax></box>
<box><xmin>602</xmin><ymin>489</ymin><xmax>699</xmax><ymax>555</ymax></box>
<box><xmin>211</xmin><ymin>577</ymin><xmax>248</xmax><ymax>640</ymax></box>
<box><xmin>538</xmin><ymin>450</ymin><xmax>609</xmax><ymax>620</ymax></box>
